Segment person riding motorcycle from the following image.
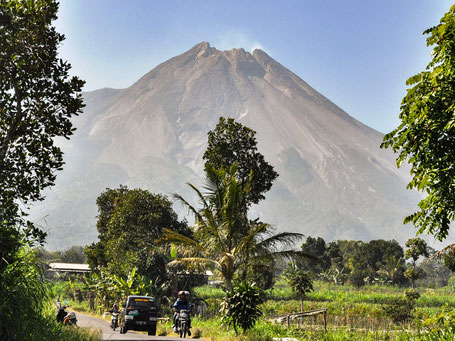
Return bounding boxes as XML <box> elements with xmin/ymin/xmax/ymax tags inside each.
<box><xmin>172</xmin><ymin>290</ymin><xmax>191</xmax><ymax>336</ymax></box>
<box><xmin>109</xmin><ymin>303</ymin><xmax>120</xmax><ymax>329</ymax></box>
<box><xmin>110</xmin><ymin>303</ymin><xmax>120</xmax><ymax>314</ymax></box>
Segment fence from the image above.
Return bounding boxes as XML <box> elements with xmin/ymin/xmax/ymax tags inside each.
<box><xmin>269</xmin><ymin>311</ymin><xmax>416</xmax><ymax>333</ymax></box>
<box><xmin>269</xmin><ymin>309</ymin><xmax>327</xmax><ymax>331</ymax></box>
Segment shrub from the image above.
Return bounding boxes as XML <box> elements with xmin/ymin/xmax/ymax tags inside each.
<box><xmin>382</xmin><ymin>289</ymin><xmax>420</xmax><ymax>324</ymax></box>
<box><xmin>420</xmin><ymin>305</ymin><xmax>455</xmax><ymax>340</ymax></box>
<box><xmin>221</xmin><ymin>281</ymin><xmax>264</xmax><ymax>335</ymax></box>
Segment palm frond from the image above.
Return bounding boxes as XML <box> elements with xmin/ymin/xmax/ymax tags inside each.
<box><xmin>432</xmin><ymin>243</ymin><xmax>455</xmax><ymax>259</ymax></box>
<box><xmin>159</xmin><ymin>228</ymin><xmax>198</xmax><ymax>245</ymax></box>
<box><xmin>167</xmin><ymin>257</ymin><xmax>219</xmax><ymax>268</ymax></box>
<box><xmin>172</xmin><ymin>192</ymin><xmax>202</xmax><ymax>221</ymax></box>
<box><xmin>233</xmin><ymin>222</ymin><xmax>268</xmax><ymax>255</ymax></box>
<box><xmin>255</xmin><ymin>232</ymin><xmax>304</xmax><ymax>251</ymax></box>
<box><xmin>251</xmin><ymin>249</ymin><xmax>314</xmax><ymax>263</ymax></box>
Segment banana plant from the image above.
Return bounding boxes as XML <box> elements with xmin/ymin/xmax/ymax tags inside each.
<box><xmin>111</xmin><ymin>267</ymin><xmax>138</xmax><ymax>301</ymax></box>
<box><xmin>136</xmin><ymin>275</ymin><xmax>170</xmax><ymax>307</ymax></box>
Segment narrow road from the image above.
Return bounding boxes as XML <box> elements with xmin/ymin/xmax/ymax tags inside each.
<box><xmin>75</xmin><ymin>312</ymin><xmax>196</xmax><ymax>341</ymax></box>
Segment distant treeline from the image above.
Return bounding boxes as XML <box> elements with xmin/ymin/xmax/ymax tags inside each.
<box><xmin>38</xmin><ymin>236</ymin><xmax>453</xmax><ymax>290</ymax></box>
<box><xmin>295</xmin><ymin>237</ymin><xmax>452</xmax><ymax>288</ymax></box>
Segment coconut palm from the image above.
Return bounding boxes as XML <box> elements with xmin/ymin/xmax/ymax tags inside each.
<box><xmin>161</xmin><ymin>164</ymin><xmax>304</xmax><ymax>290</ymax></box>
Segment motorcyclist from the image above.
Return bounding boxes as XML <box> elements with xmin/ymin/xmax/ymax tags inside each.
<box><xmin>56</xmin><ymin>296</ymin><xmax>62</xmax><ymax>309</ymax></box>
<box><xmin>109</xmin><ymin>303</ymin><xmax>120</xmax><ymax>329</ymax></box>
<box><xmin>56</xmin><ymin>297</ymin><xmax>67</xmax><ymax>323</ymax></box>
<box><xmin>172</xmin><ymin>290</ymin><xmax>191</xmax><ymax>336</ymax></box>
<box><xmin>110</xmin><ymin>303</ymin><xmax>119</xmax><ymax>314</ymax></box>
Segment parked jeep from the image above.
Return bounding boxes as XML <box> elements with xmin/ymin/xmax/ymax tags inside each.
<box><xmin>119</xmin><ymin>295</ymin><xmax>158</xmax><ymax>335</ymax></box>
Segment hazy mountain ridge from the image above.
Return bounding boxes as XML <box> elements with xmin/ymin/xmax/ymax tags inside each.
<box><xmin>33</xmin><ymin>42</ymin><xmax>424</xmax><ymax>250</ymax></box>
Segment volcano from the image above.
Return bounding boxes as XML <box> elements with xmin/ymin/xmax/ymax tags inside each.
<box><xmin>34</xmin><ymin>42</ymin><xmax>420</xmax><ymax>249</ymax></box>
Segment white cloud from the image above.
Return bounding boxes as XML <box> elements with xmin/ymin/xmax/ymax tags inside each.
<box><xmin>214</xmin><ymin>30</ymin><xmax>265</xmax><ymax>52</ymax></box>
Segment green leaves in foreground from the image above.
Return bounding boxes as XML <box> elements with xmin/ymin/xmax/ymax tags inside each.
<box><xmin>381</xmin><ymin>5</ymin><xmax>455</xmax><ymax>240</ymax></box>
<box><xmin>221</xmin><ymin>281</ymin><xmax>264</xmax><ymax>335</ymax></box>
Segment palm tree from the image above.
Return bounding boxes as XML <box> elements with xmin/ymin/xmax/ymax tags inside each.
<box><xmin>161</xmin><ymin>164</ymin><xmax>304</xmax><ymax>290</ymax></box>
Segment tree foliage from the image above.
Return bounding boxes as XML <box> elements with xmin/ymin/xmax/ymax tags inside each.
<box><xmin>382</xmin><ymin>289</ymin><xmax>420</xmax><ymax>324</ymax></box>
<box><xmin>0</xmin><ymin>2</ymin><xmax>83</xmax><ymax>337</ymax></box>
<box><xmin>85</xmin><ymin>186</ymin><xmax>188</xmax><ymax>281</ymax></box>
<box><xmin>404</xmin><ymin>238</ymin><xmax>429</xmax><ymax>287</ymax></box>
<box><xmin>295</xmin><ymin>237</ymin><xmax>407</xmax><ymax>286</ymax></box>
<box><xmin>405</xmin><ymin>238</ymin><xmax>429</xmax><ymax>263</ymax></box>
<box><xmin>284</xmin><ymin>269</ymin><xmax>314</xmax><ymax>311</ymax></box>
<box><xmin>203</xmin><ymin>117</ymin><xmax>278</xmax><ymax>205</ymax></box>
<box><xmin>381</xmin><ymin>5</ymin><xmax>455</xmax><ymax>240</ymax></box>
<box><xmin>0</xmin><ymin>0</ymin><xmax>84</xmax><ymax>232</ymax></box>
<box><xmin>221</xmin><ymin>281</ymin><xmax>264</xmax><ymax>335</ymax></box>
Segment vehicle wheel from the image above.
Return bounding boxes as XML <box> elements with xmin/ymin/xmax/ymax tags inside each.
<box><xmin>148</xmin><ymin>324</ymin><xmax>156</xmax><ymax>336</ymax></box>
<box><xmin>120</xmin><ymin>326</ymin><xmax>127</xmax><ymax>334</ymax></box>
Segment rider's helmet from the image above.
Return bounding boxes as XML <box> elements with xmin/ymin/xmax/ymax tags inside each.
<box><xmin>178</xmin><ymin>290</ymin><xmax>185</xmax><ymax>298</ymax></box>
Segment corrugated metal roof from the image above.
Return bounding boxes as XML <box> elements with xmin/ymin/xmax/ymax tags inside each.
<box><xmin>48</xmin><ymin>262</ymin><xmax>90</xmax><ymax>271</ymax></box>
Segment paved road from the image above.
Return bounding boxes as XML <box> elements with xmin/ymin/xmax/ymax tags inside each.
<box><xmin>76</xmin><ymin>311</ymin><xmax>196</xmax><ymax>341</ymax></box>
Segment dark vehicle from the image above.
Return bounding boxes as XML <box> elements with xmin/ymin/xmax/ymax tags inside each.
<box><xmin>110</xmin><ymin>312</ymin><xmax>119</xmax><ymax>330</ymax></box>
<box><xmin>120</xmin><ymin>295</ymin><xmax>158</xmax><ymax>336</ymax></box>
<box><xmin>176</xmin><ymin>309</ymin><xmax>190</xmax><ymax>338</ymax></box>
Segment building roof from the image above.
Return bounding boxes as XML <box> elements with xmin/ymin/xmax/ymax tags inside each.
<box><xmin>48</xmin><ymin>262</ymin><xmax>90</xmax><ymax>273</ymax></box>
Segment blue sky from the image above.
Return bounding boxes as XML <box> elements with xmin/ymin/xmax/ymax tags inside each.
<box><xmin>55</xmin><ymin>0</ymin><xmax>452</xmax><ymax>133</ymax></box>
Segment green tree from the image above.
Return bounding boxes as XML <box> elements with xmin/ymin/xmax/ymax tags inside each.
<box><xmin>61</xmin><ymin>246</ymin><xmax>86</xmax><ymax>263</ymax></box>
<box><xmin>203</xmin><ymin>117</ymin><xmax>278</xmax><ymax>206</ymax></box>
<box><xmin>85</xmin><ymin>186</ymin><xmax>188</xmax><ymax>282</ymax></box>
<box><xmin>0</xmin><ymin>2</ymin><xmax>84</xmax><ymax>338</ymax></box>
<box><xmin>221</xmin><ymin>281</ymin><xmax>264</xmax><ymax>335</ymax></box>
<box><xmin>443</xmin><ymin>248</ymin><xmax>455</xmax><ymax>272</ymax></box>
<box><xmin>297</xmin><ymin>236</ymin><xmax>330</xmax><ymax>275</ymax></box>
<box><xmin>404</xmin><ymin>238</ymin><xmax>429</xmax><ymax>287</ymax></box>
<box><xmin>0</xmin><ymin>0</ymin><xmax>84</xmax><ymax>259</ymax></box>
<box><xmin>381</xmin><ymin>5</ymin><xmax>455</xmax><ymax>240</ymax></box>
<box><xmin>163</xmin><ymin>165</ymin><xmax>303</xmax><ymax>290</ymax></box>
<box><xmin>377</xmin><ymin>255</ymin><xmax>407</xmax><ymax>285</ymax></box>
<box><xmin>284</xmin><ymin>269</ymin><xmax>314</xmax><ymax>312</ymax></box>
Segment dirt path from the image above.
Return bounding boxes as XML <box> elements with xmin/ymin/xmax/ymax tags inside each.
<box><xmin>75</xmin><ymin>311</ymin><xmax>196</xmax><ymax>340</ymax></box>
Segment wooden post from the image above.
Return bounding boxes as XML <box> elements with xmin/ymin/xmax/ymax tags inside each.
<box><xmin>323</xmin><ymin>310</ymin><xmax>327</xmax><ymax>332</ymax></box>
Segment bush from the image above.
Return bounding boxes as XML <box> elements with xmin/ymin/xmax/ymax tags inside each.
<box><xmin>420</xmin><ymin>305</ymin><xmax>455</xmax><ymax>340</ymax></box>
<box><xmin>221</xmin><ymin>281</ymin><xmax>264</xmax><ymax>335</ymax></box>
<box><xmin>382</xmin><ymin>289</ymin><xmax>420</xmax><ymax>324</ymax></box>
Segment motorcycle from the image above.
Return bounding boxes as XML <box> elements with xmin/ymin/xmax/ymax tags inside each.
<box><xmin>56</xmin><ymin>306</ymin><xmax>68</xmax><ymax>323</ymax></box>
<box><xmin>56</xmin><ymin>306</ymin><xmax>77</xmax><ymax>325</ymax></box>
<box><xmin>110</xmin><ymin>312</ymin><xmax>119</xmax><ymax>330</ymax></box>
<box><xmin>176</xmin><ymin>309</ymin><xmax>190</xmax><ymax>338</ymax></box>
<box><xmin>63</xmin><ymin>311</ymin><xmax>77</xmax><ymax>325</ymax></box>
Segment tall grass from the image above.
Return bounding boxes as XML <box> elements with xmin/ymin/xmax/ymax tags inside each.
<box><xmin>0</xmin><ymin>247</ymin><xmax>100</xmax><ymax>340</ymax></box>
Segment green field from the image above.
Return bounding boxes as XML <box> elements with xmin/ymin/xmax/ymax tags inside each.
<box><xmin>49</xmin><ymin>278</ymin><xmax>455</xmax><ymax>340</ymax></box>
